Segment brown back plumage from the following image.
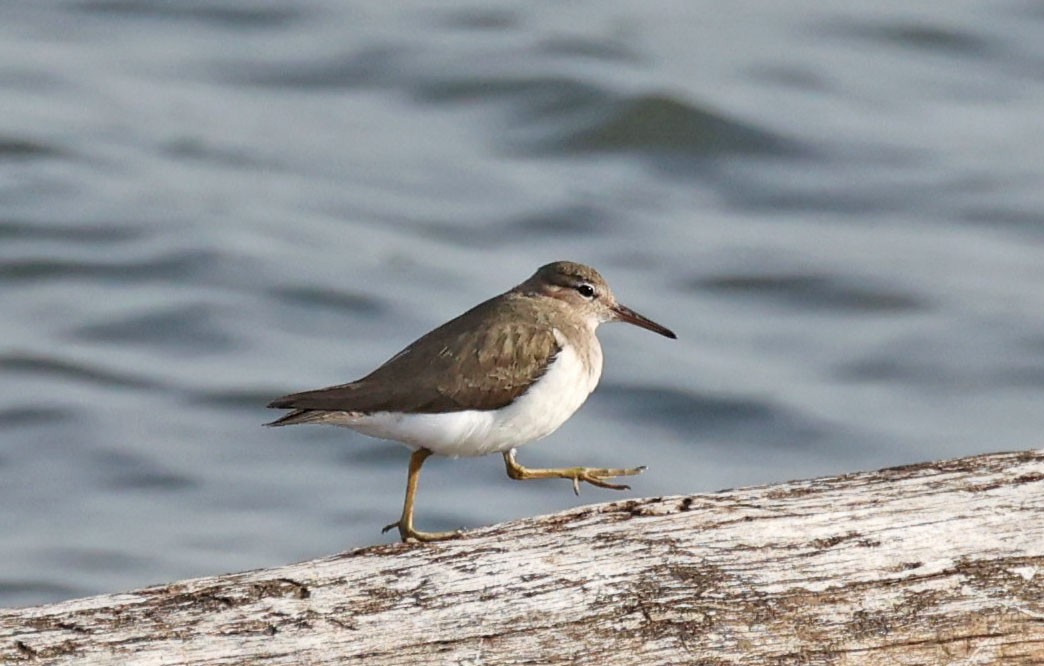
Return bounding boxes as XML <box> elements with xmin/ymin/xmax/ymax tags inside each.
<box><xmin>266</xmin><ymin>291</ymin><xmax>568</xmax><ymax>424</ymax></box>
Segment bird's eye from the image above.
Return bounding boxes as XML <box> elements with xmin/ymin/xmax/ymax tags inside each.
<box><xmin>576</xmin><ymin>284</ymin><xmax>596</xmax><ymax>299</ymax></box>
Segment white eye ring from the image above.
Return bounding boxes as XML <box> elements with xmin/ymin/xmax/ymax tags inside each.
<box><xmin>576</xmin><ymin>284</ymin><xmax>595</xmax><ymax>299</ymax></box>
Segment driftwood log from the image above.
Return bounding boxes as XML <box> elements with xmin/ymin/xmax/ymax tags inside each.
<box><xmin>2</xmin><ymin>449</ymin><xmax>1043</xmax><ymax>665</ymax></box>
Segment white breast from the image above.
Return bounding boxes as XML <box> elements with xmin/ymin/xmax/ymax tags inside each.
<box><xmin>337</xmin><ymin>330</ymin><xmax>603</xmax><ymax>458</ymax></box>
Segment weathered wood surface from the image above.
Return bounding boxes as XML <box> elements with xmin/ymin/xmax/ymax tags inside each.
<box><xmin>2</xmin><ymin>449</ymin><xmax>1043</xmax><ymax>665</ymax></box>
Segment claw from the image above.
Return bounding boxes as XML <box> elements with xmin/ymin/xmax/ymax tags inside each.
<box><xmin>503</xmin><ymin>451</ymin><xmax>645</xmax><ymax>496</ymax></box>
<box><xmin>580</xmin><ymin>471</ymin><xmax>632</xmax><ymax>491</ymax></box>
<box><xmin>382</xmin><ymin>518</ymin><xmax>464</xmax><ymax>543</ymax></box>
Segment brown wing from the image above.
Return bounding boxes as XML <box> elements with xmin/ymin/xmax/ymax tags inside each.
<box><xmin>266</xmin><ymin>294</ymin><xmax>561</xmax><ymax>419</ymax></box>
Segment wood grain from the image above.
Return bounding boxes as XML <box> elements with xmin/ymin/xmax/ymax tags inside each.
<box><xmin>3</xmin><ymin>449</ymin><xmax>1043</xmax><ymax>665</ymax></box>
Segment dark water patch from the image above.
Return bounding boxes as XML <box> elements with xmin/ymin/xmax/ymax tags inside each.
<box><xmin>642</xmin><ymin>141</ymin><xmax>925</xmax><ymax>215</ymax></box>
<box><xmin>595</xmin><ymin>384</ymin><xmax>826</xmax><ymax>447</ymax></box>
<box><xmin>676</xmin><ymin>144</ymin><xmax>931</xmax><ymax>217</ymax></box>
<box><xmin>713</xmin><ymin>174</ymin><xmax>927</xmax><ymax>216</ymax></box>
<box><xmin>0</xmin><ymin>579</ymin><xmax>84</xmax><ymax>607</ymax></box>
<box><xmin>993</xmin><ymin>365</ymin><xmax>1044</xmax><ymax>388</ymax></box>
<box><xmin>0</xmin><ymin>136</ymin><xmax>64</xmax><ymax>160</ymax></box>
<box><xmin>0</xmin><ymin>249</ymin><xmax>220</xmax><ymax>284</ymax></box>
<box><xmin>693</xmin><ymin>273</ymin><xmax>925</xmax><ymax>313</ymax></box>
<box><xmin>957</xmin><ymin>206</ymin><xmax>1044</xmax><ymax>236</ymax></box>
<box><xmin>104</xmin><ymin>469</ymin><xmax>198</xmax><ymax>492</ymax></box>
<box><xmin>161</xmin><ymin>137</ymin><xmax>276</xmax><ymax>169</ymax></box>
<box><xmin>42</xmin><ymin>546</ymin><xmax>152</xmax><ymax>574</ymax></box>
<box><xmin>552</xmin><ymin>93</ymin><xmax>795</xmax><ymax>157</ymax></box>
<box><xmin>843</xmin><ymin>356</ymin><xmax>1044</xmax><ymax>390</ymax></box>
<box><xmin>415</xmin><ymin>77</ymin><xmax>796</xmax><ymax>158</ymax></box>
<box><xmin>188</xmin><ymin>387</ymin><xmax>286</xmax><ymax>411</ymax></box>
<box><xmin>0</xmin><ymin>68</ymin><xmax>65</xmax><ymax>92</ymax></box>
<box><xmin>0</xmin><ymin>353</ymin><xmax>160</xmax><ymax>390</ymax></box>
<box><xmin>90</xmin><ymin>450</ymin><xmax>197</xmax><ymax>492</ymax></box>
<box><xmin>228</xmin><ymin>46</ymin><xmax>405</xmax><ymax>89</ymax></box>
<box><xmin>390</xmin><ymin>218</ymin><xmax>496</xmax><ymax>248</ymax></box>
<box><xmin>834</xmin><ymin>354</ymin><xmax>977</xmax><ymax>388</ymax></box>
<box><xmin>268</xmin><ymin>285</ymin><xmax>385</xmax><ymax>316</ymax></box>
<box><xmin>74</xmin><ymin>0</ymin><xmax>301</xmax><ymax>29</ymax></box>
<box><xmin>409</xmin><ymin>204</ymin><xmax>612</xmax><ymax>249</ymax></box>
<box><xmin>605</xmin><ymin>251</ymin><xmax>675</xmax><ymax>272</ymax></box>
<box><xmin>1019</xmin><ymin>334</ymin><xmax>1044</xmax><ymax>354</ymax></box>
<box><xmin>836</xmin><ymin>357</ymin><xmax>935</xmax><ymax>385</ymax></box>
<box><xmin>537</xmin><ymin>36</ymin><xmax>645</xmax><ymax>63</ymax></box>
<box><xmin>746</xmin><ymin>64</ymin><xmax>832</xmax><ymax>92</ymax></box>
<box><xmin>414</xmin><ymin>74</ymin><xmax>607</xmax><ymax>109</ymax></box>
<box><xmin>837</xmin><ymin>333</ymin><xmax>1044</xmax><ymax>388</ymax></box>
<box><xmin>1013</xmin><ymin>1</ymin><xmax>1044</xmax><ymax>20</ymax></box>
<box><xmin>0</xmin><ymin>405</ymin><xmax>77</xmax><ymax>429</ymax></box>
<box><xmin>821</xmin><ymin>143</ymin><xmax>926</xmax><ymax>169</ymax></box>
<box><xmin>432</xmin><ymin>7</ymin><xmax>520</xmax><ymax>31</ymax></box>
<box><xmin>0</xmin><ymin>219</ymin><xmax>142</xmax><ymax>243</ymax></box>
<box><xmin>505</xmin><ymin>204</ymin><xmax>612</xmax><ymax>238</ymax></box>
<box><xmin>820</xmin><ymin>19</ymin><xmax>997</xmax><ymax>57</ymax></box>
<box><xmin>71</xmin><ymin>304</ymin><xmax>236</xmax><ymax>353</ymax></box>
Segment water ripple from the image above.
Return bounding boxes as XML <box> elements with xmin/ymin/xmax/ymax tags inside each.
<box><xmin>0</xmin><ymin>406</ymin><xmax>78</xmax><ymax>428</ymax></box>
<box><xmin>596</xmin><ymin>384</ymin><xmax>827</xmax><ymax>447</ymax></box>
<box><xmin>90</xmin><ymin>450</ymin><xmax>197</xmax><ymax>492</ymax></box>
<box><xmin>0</xmin><ymin>219</ymin><xmax>142</xmax><ymax>243</ymax></box>
<box><xmin>228</xmin><ymin>46</ymin><xmax>406</xmax><ymax>89</ymax></box>
<box><xmin>821</xmin><ymin>19</ymin><xmax>998</xmax><ymax>57</ymax></box>
<box><xmin>0</xmin><ymin>580</ymin><xmax>84</xmax><ymax>607</ymax></box>
<box><xmin>416</xmin><ymin>76</ymin><xmax>796</xmax><ymax>157</ymax></box>
<box><xmin>693</xmin><ymin>273</ymin><xmax>926</xmax><ymax>313</ymax></box>
<box><xmin>186</xmin><ymin>387</ymin><xmax>281</xmax><ymax>411</ymax></box>
<box><xmin>405</xmin><ymin>203</ymin><xmax>612</xmax><ymax>248</ymax></box>
<box><xmin>71</xmin><ymin>304</ymin><xmax>236</xmax><ymax>353</ymax></box>
<box><xmin>0</xmin><ymin>353</ymin><xmax>160</xmax><ymax>391</ymax></box>
<box><xmin>74</xmin><ymin>0</ymin><xmax>302</xmax><ymax>28</ymax></box>
<box><xmin>432</xmin><ymin>7</ymin><xmax>520</xmax><ymax>31</ymax></box>
<box><xmin>267</xmin><ymin>285</ymin><xmax>385</xmax><ymax>316</ymax></box>
<box><xmin>0</xmin><ymin>249</ymin><xmax>221</xmax><ymax>283</ymax></box>
<box><xmin>553</xmin><ymin>93</ymin><xmax>794</xmax><ymax>156</ymax></box>
<box><xmin>0</xmin><ymin>136</ymin><xmax>64</xmax><ymax>160</ymax></box>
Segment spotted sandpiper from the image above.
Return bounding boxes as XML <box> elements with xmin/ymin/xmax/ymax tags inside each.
<box><xmin>266</xmin><ymin>261</ymin><xmax>676</xmax><ymax>542</ymax></box>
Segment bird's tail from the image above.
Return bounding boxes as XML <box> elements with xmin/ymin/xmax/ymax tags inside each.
<box><xmin>264</xmin><ymin>409</ymin><xmax>329</xmax><ymax>427</ymax></box>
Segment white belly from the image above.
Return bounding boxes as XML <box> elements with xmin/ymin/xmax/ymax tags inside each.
<box><xmin>334</xmin><ymin>333</ymin><xmax>602</xmax><ymax>457</ymax></box>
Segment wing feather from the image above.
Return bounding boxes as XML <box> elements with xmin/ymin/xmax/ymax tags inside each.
<box><xmin>266</xmin><ymin>294</ymin><xmax>562</xmax><ymax>421</ymax></box>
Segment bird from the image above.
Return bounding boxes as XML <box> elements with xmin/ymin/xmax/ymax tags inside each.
<box><xmin>266</xmin><ymin>261</ymin><xmax>676</xmax><ymax>542</ymax></box>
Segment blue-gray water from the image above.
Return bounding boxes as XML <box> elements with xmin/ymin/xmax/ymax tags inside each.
<box><xmin>3</xmin><ymin>1</ymin><xmax>1044</xmax><ymax>608</ymax></box>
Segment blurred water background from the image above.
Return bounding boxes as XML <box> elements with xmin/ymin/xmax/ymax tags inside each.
<box><xmin>2</xmin><ymin>0</ymin><xmax>1044</xmax><ymax>608</ymax></box>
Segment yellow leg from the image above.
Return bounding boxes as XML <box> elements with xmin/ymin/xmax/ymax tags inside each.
<box><xmin>502</xmin><ymin>448</ymin><xmax>645</xmax><ymax>496</ymax></box>
<box><xmin>382</xmin><ymin>448</ymin><xmax>463</xmax><ymax>543</ymax></box>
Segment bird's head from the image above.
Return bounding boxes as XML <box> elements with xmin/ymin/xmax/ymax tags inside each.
<box><xmin>519</xmin><ymin>261</ymin><xmax>676</xmax><ymax>339</ymax></box>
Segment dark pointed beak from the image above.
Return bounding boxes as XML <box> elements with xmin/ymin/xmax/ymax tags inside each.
<box><xmin>611</xmin><ymin>304</ymin><xmax>676</xmax><ymax>339</ymax></box>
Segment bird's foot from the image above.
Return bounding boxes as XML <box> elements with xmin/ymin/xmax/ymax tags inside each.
<box><xmin>562</xmin><ymin>465</ymin><xmax>646</xmax><ymax>495</ymax></box>
<box><xmin>503</xmin><ymin>451</ymin><xmax>645</xmax><ymax>495</ymax></box>
<box><xmin>381</xmin><ymin>519</ymin><xmax>464</xmax><ymax>543</ymax></box>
